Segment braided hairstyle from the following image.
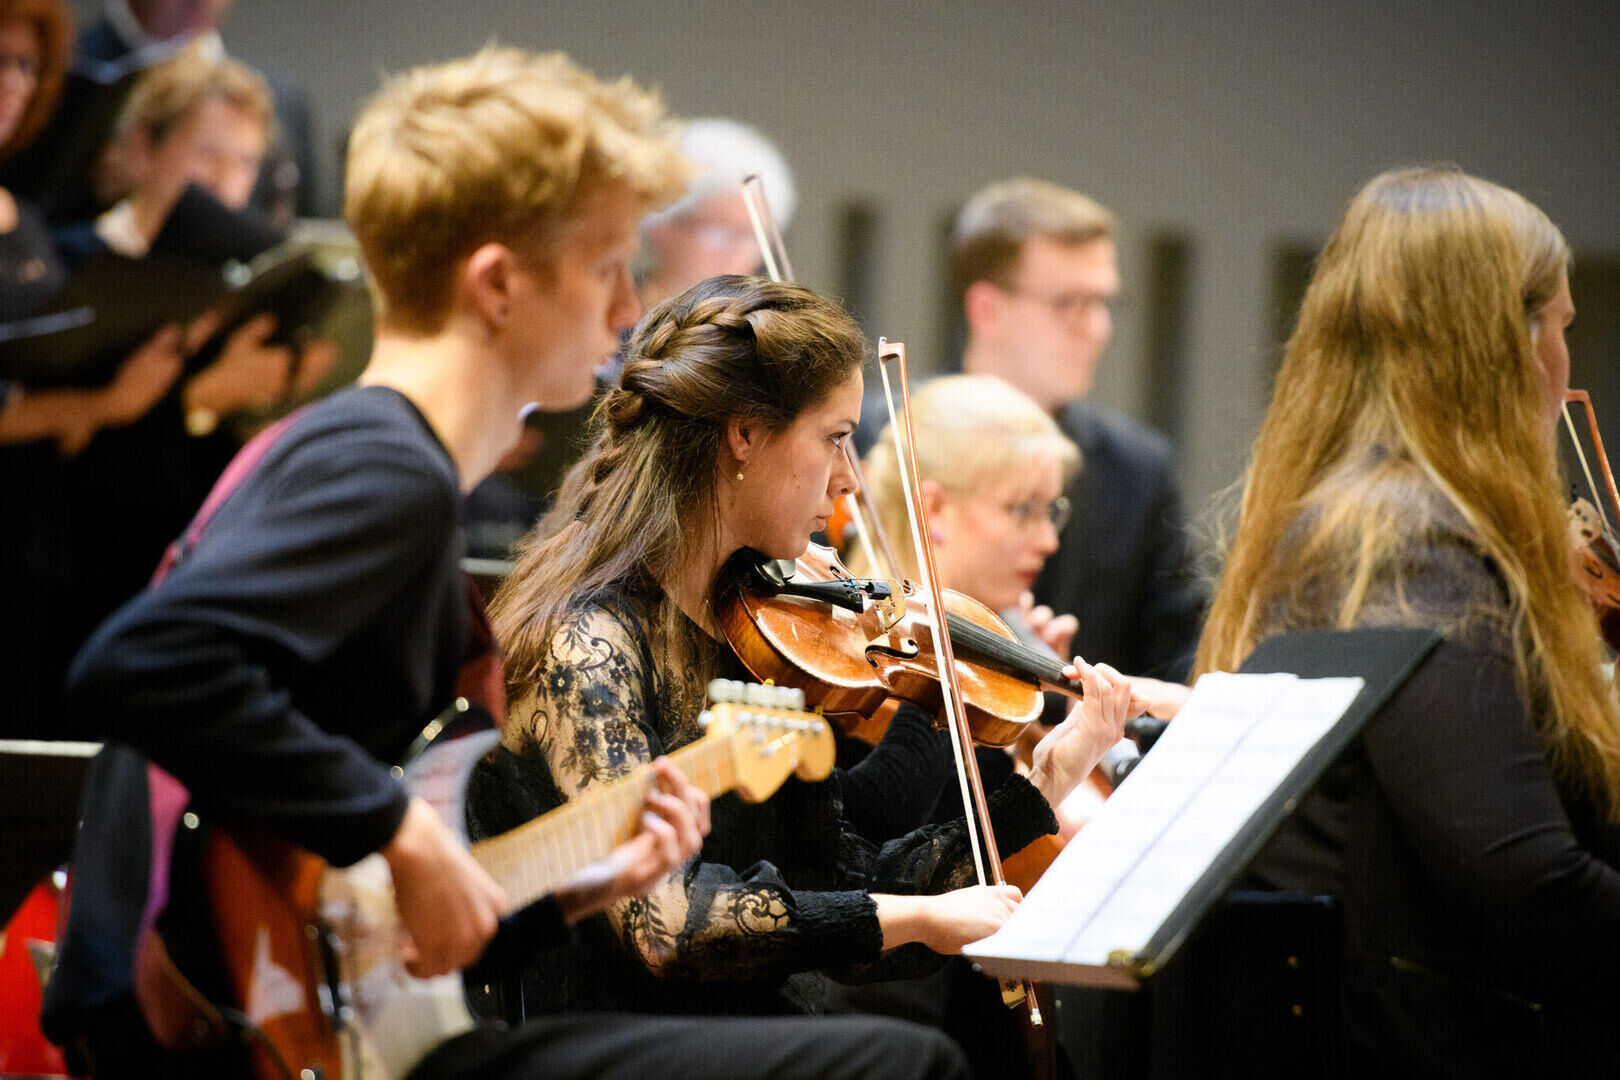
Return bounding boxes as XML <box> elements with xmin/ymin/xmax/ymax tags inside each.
<box><xmin>493</xmin><ymin>274</ymin><xmax>867</xmax><ymax>702</ymax></box>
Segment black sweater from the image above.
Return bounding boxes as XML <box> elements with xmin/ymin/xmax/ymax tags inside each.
<box><xmin>1245</xmin><ymin>511</ymin><xmax>1620</xmax><ymax>1077</ymax></box>
<box><xmin>44</xmin><ymin>386</ymin><xmax>481</xmax><ymax>1037</ymax></box>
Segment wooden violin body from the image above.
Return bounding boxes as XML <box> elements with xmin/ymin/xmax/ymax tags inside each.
<box><xmin>1567</xmin><ymin>497</ymin><xmax>1620</xmax><ymax>649</ymax></box>
<box><xmin>1561</xmin><ymin>391</ymin><xmax>1620</xmax><ymax>652</ymax></box>
<box><xmin>719</xmin><ymin>543</ymin><xmax>1053</xmax><ymax>748</ymax></box>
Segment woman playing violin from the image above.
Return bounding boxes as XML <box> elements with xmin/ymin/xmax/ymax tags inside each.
<box><xmin>1201</xmin><ymin>166</ymin><xmax>1620</xmax><ymax>1076</ymax></box>
<box><xmin>466</xmin><ymin>275</ymin><xmax>1132</xmax><ymax>1022</ymax></box>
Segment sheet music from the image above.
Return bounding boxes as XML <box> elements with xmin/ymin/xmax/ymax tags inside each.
<box><xmin>965</xmin><ymin>672</ymin><xmax>1363</xmax><ymax>980</ymax></box>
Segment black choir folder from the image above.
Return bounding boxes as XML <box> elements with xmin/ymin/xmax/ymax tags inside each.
<box><xmin>963</xmin><ymin>627</ymin><xmax>1440</xmax><ymax>989</ymax></box>
<box><xmin>0</xmin><ymin>238</ymin><xmax>348</xmax><ymax>390</ymax></box>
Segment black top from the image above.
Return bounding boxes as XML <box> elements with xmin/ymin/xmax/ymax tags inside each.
<box><xmin>464</xmin><ymin>589</ymin><xmax>1058</xmax><ymax>1019</ymax></box>
<box><xmin>1034</xmin><ymin>398</ymin><xmax>1204</xmax><ymax>680</ymax></box>
<box><xmin>1245</xmin><ymin>515</ymin><xmax>1620</xmax><ymax>1076</ymax></box>
<box><xmin>0</xmin><ymin>194</ymin><xmax>66</xmax><ymax>321</ymax></box>
<box><xmin>0</xmin><ymin>196</ymin><xmax>72</xmax><ymax>736</ymax></box>
<box><xmin>43</xmin><ymin>386</ymin><xmax>483</xmax><ymax>1037</ymax></box>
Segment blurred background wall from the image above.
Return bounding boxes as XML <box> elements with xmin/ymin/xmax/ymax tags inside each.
<box><xmin>69</xmin><ymin>0</ymin><xmax>1620</xmax><ymax>510</ymax></box>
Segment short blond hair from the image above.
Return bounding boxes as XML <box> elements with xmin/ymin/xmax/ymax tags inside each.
<box><xmin>345</xmin><ymin>46</ymin><xmax>690</xmax><ymax>333</ymax></box>
<box><xmin>856</xmin><ymin>374</ymin><xmax>1080</xmax><ymax>581</ymax></box>
<box><xmin>950</xmin><ymin>177</ymin><xmax>1115</xmax><ymax>298</ymax></box>
<box><xmin>116</xmin><ymin>44</ymin><xmax>272</xmax><ymax>148</ymax></box>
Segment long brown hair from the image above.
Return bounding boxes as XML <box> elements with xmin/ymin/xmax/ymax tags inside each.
<box><xmin>494</xmin><ymin>274</ymin><xmax>867</xmax><ymax>701</ymax></box>
<box><xmin>1196</xmin><ymin>165</ymin><xmax>1620</xmax><ymax>819</ymax></box>
<box><xmin>0</xmin><ymin>0</ymin><xmax>72</xmax><ymax>159</ymax></box>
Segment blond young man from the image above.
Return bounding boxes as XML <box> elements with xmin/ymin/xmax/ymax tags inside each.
<box><xmin>43</xmin><ymin>46</ymin><xmax>966</xmax><ymax>1080</ymax></box>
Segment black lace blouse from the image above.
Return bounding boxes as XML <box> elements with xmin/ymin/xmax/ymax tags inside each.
<box><xmin>464</xmin><ymin>587</ymin><xmax>1057</xmax><ymax>1018</ymax></box>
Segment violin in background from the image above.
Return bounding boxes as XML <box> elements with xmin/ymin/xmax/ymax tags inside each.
<box><xmin>1561</xmin><ymin>390</ymin><xmax>1620</xmax><ymax>650</ymax></box>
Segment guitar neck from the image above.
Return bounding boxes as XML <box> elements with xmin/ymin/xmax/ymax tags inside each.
<box><xmin>470</xmin><ymin>736</ymin><xmax>736</xmax><ymax>913</ymax></box>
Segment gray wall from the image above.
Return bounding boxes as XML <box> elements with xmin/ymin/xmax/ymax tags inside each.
<box><xmin>84</xmin><ymin>0</ymin><xmax>1620</xmax><ymax>508</ymax></box>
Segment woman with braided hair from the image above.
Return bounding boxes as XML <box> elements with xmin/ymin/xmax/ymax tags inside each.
<box><xmin>466</xmin><ymin>273</ymin><xmax>1133</xmax><ymax>1023</ymax></box>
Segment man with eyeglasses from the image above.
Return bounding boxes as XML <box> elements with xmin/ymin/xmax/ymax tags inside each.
<box><xmin>950</xmin><ymin>177</ymin><xmax>1203</xmax><ymax>682</ymax></box>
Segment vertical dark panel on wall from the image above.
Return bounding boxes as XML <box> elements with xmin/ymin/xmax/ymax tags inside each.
<box><xmin>1141</xmin><ymin>231</ymin><xmax>1192</xmax><ymax>442</ymax></box>
<box><xmin>936</xmin><ymin>207</ymin><xmax>965</xmax><ymax>373</ymax></box>
<box><xmin>1268</xmin><ymin>241</ymin><xmax>1321</xmax><ymax>379</ymax></box>
<box><xmin>1568</xmin><ymin>252</ymin><xmax>1620</xmax><ymax>445</ymax></box>
<box><xmin>834</xmin><ymin>198</ymin><xmax>879</xmax><ymax>335</ymax></box>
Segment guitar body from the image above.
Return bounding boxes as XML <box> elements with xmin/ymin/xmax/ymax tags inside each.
<box><xmin>204</xmin><ymin>830</ymin><xmax>346</xmax><ymax>1080</ymax></box>
<box><xmin>200</xmin><ymin>733</ymin><xmax>499</xmax><ymax>1080</ymax></box>
<box><xmin>162</xmin><ymin>696</ymin><xmax>826</xmax><ymax>1080</ymax></box>
<box><xmin>0</xmin><ymin>880</ymin><xmax>69</xmax><ymax>1079</ymax></box>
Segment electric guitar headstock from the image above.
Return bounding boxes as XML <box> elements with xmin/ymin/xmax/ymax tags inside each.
<box><xmin>701</xmin><ymin>679</ymin><xmax>834</xmax><ymax>801</ymax></box>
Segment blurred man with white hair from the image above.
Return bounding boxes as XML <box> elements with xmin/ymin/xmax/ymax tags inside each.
<box><xmin>635</xmin><ymin>116</ymin><xmax>794</xmax><ymax>307</ymax></box>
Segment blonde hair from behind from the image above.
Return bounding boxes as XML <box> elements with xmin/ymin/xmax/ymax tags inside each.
<box><xmin>116</xmin><ymin>43</ymin><xmax>272</xmax><ymax>148</ymax></box>
<box><xmin>853</xmin><ymin>373</ymin><xmax>1080</xmax><ymax>582</ymax></box>
<box><xmin>1195</xmin><ymin>165</ymin><xmax>1620</xmax><ymax>820</ymax></box>
<box><xmin>345</xmin><ymin>45</ymin><xmax>690</xmax><ymax>334</ymax></box>
<box><xmin>950</xmin><ymin>177</ymin><xmax>1116</xmax><ymax>299</ymax></box>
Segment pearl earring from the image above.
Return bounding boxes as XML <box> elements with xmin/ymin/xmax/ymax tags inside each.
<box><xmin>735</xmin><ymin>470</ymin><xmax>745</xmax><ymax>481</ymax></box>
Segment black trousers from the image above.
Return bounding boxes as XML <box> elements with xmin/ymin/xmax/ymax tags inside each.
<box><xmin>71</xmin><ymin>997</ymin><xmax>967</xmax><ymax>1080</ymax></box>
<box><xmin>412</xmin><ymin>1013</ymin><xmax>970</xmax><ymax>1080</ymax></box>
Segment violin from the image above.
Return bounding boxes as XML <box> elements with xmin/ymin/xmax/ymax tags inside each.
<box><xmin>1566</xmin><ymin>497</ymin><xmax>1620</xmax><ymax>649</ymax></box>
<box><xmin>718</xmin><ymin>542</ymin><xmax>1084</xmax><ymax>748</ymax></box>
<box><xmin>1561</xmin><ymin>389</ymin><xmax>1620</xmax><ymax>651</ymax></box>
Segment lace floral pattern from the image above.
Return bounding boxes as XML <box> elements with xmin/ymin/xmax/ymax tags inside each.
<box><xmin>474</xmin><ymin>590</ymin><xmax>1057</xmax><ymax>1013</ymax></box>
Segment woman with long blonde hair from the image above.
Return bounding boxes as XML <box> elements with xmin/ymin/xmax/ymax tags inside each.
<box><xmin>1201</xmin><ymin>166</ymin><xmax>1620</xmax><ymax>1074</ymax></box>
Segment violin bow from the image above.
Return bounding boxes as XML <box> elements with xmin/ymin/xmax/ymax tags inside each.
<box><xmin>876</xmin><ymin>338</ymin><xmax>1043</xmax><ymax>1023</ymax></box>
<box><xmin>741</xmin><ymin>175</ymin><xmax>903</xmax><ymax>580</ymax></box>
<box><xmin>1563</xmin><ymin>389</ymin><xmax>1620</xmax><ymax>533</ymax></box>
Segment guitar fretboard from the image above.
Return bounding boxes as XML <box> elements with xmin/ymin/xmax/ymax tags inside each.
<box><xmin>470</xmin><ymin>735</ymin><xmax>739</xmax><ymax>913</ymax></box>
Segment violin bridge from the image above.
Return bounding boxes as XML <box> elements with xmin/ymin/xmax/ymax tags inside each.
<box><xmin>873</xmin><ymin>581</ymin><xmax>905</xmax><ymax>632</ymax></box>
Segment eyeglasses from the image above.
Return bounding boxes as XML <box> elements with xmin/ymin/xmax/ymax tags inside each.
<box><xmin>1000</xmin><ymin>284</ymin><xmax>1122</xmax><ymax>325</ymax></box>
<box><xmin>0</xmin><ymin>52</ymin><xmax>39</xmax><ymax>81</ymax></box>
<box><xmin>1004</xmin><ymin>495</ymin><xmax>1071</xmax><ymax>533</ymax></box>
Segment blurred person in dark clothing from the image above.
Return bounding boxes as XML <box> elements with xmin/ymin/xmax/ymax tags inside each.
<box><xmin>949</xmin><ymin>178</ymin><xmax>1203</xmax><ymax>680</ymax></box>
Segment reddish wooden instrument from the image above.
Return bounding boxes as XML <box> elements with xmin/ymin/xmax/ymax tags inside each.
<box><xmin>1563</xmin><ymin>390</ymin><xmax>1620</xmax><ymax>650</ymax></box>
<box><xmin>147</xmin><ymin>692</ymin><xmax>833</xmax><ymax>1080</ymax></box>
<box><xmin>0</xmin><ymin>880</ymin><xmax>69</xmax><ymax>1079</ymax></box>
<box><xmin>720</xmin><ymin>543</ymin><xmax>1085</xmax><ymax>748</ymax></box>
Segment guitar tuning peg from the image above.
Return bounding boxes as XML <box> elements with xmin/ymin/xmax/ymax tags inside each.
<box><xmin>713</xmin><ymin>679</ymin><xmax>753</xmax><ymax>704</ymax></box>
